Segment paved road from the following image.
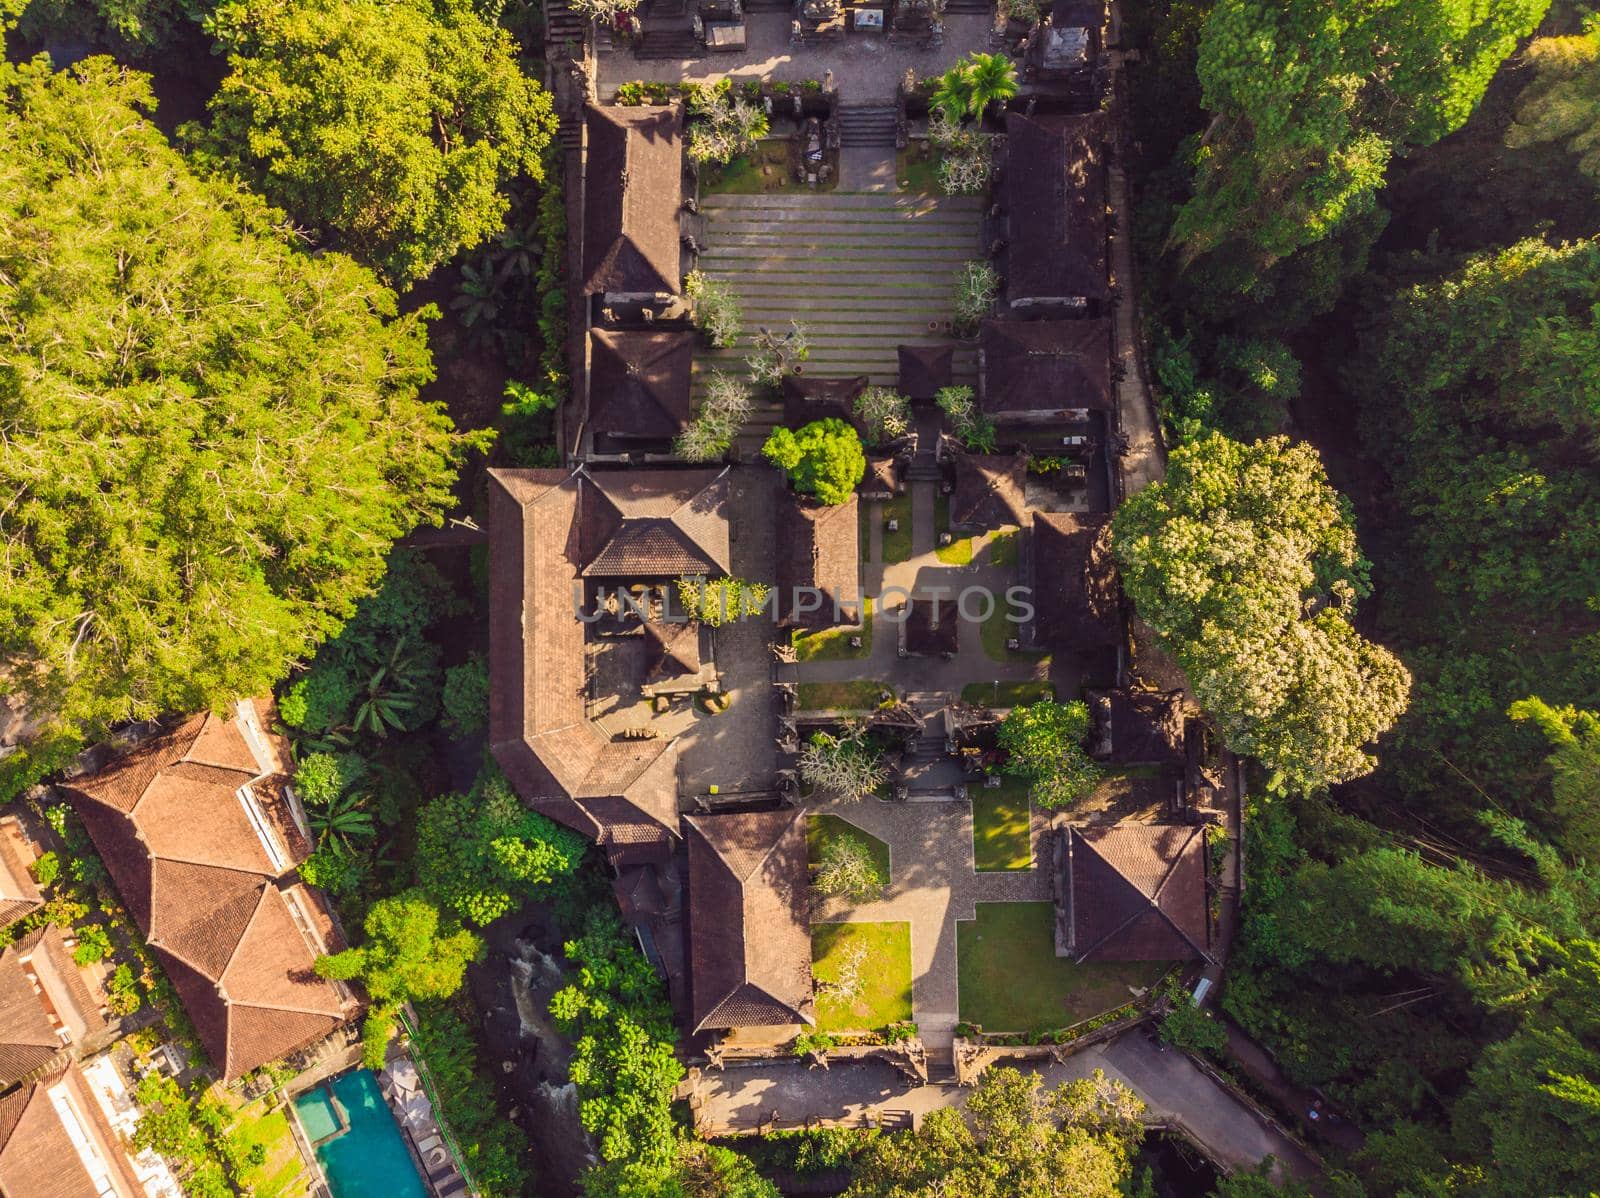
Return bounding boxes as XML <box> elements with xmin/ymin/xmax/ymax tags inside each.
<box><xmin>690</xmin><ymin>1028</ymin><xmax>1323</xmax><ymax>1183</ymax></box>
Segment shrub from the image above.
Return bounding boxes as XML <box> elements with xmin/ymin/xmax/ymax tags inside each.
<box><xmin>676</xmin><ymin>575</ymin><xmax>771</xmax><ymax>626</ymax></box>
<box><xmin>930</xmin><ymin>116</ymin><xmax>995</xmax><ymax>194</ymax></box>
<box><xmin>687</xmin><ymin>81</ymin><xmax>770</xmax><ymax>167</ymax></box>
<box><xmin>997</xmin><ymin>699</ymin><xmax>1102</xmax><ymax>808</ymax></box>
<box><xmin>499</xmin><ymin>380</ymin><xmax>560</xmax><ymax>467</ymax></box>
<box><xmin>853</xmin><ymin>387</ymin><xmax>913</xmax><ymax>444</ymax></box>
<box><xmin>936</xmin><ymin>385</ymin><xmax>998</xmax><ymax>452</ymax></box>
<box><xmin>72</xmin><ymin>923</ymin><xmax>113</xmax><ymax>965</ymax></box>
<box><xmin>813</xmin><ymin>829</ymin><xmax>886</xmax><ymax>900</ymax></box>
<box><xmin>1158</xmin><ymin>983</ymin><xmax>1228</xmax><ymax>1057</ymax></box>
<box><xmin>292</xmin><ymin>751</ymin><xmax>367</xmax><ymax>806</ymax></box>
<box><xmin>107</xmin><ymin>963</ymin><xmax>143</xmax><ymax>1017</ymax></box>
<box><xmin>762</xmin><ymin>418</ymin><xmax>866</xmax><ymax>505</ymax></box>
<box><xmin>792</xmin><ymin>1031</ymin><xmax>837</xmax><ymax>1056</ymax></box>
<box><xmin>31</xmin><ymin>850</ymin><xmax>61</xmax><ymax>887</ymax></box>
<box><xmin>952</xmin><ymin>260</ymin><xmax>999</xmax><ymax>330</ymax></box>
<box><xmin>442</xmin><ymin>656</ymin><xmax>490</xmax><ymax>739</ymax></box>
<box><xmin>685</xmin><ymin>271</ymin><xmax>742</xmax><ymax>349</ymax></box>
<box><xmin>746</xmin><ymin>321</ymin><xmax>810</xmax><ymax>386</ymax></box>
<box><xmin>674</xmin><ymin>370</ymin><xmax>753</xmax><ymax>462</ymax></box>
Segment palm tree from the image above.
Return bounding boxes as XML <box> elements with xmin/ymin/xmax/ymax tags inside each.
<box><xmin>352</xmin><ymin>636</ymin><xmax>427</xmax><ymax>737</ymax></box>
<box><xmin>309</xmin><ymin>791</ymin><xmax>376</xmax><ymax>850</ymax></box>
<box><xmin>931</xmin><ymin>61</ymin><xmax>975</xmax><ymax>124</ymax></box>
<box><xmin>964</xmin><ymin>53</ymin><xmax>1018</xmax><ymax>119</ymax></box>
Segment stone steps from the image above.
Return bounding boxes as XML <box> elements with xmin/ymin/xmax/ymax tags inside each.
<box><xmin>636</xmin><ymin>29</ymin><xmax>702</xmax><ymax>58</ymax></box>
<box><xmin>837</xmin><ymin>104</ymin><xmax>899</xmax><ymax>148</ymax></box>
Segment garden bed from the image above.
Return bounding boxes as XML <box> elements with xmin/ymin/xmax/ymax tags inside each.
<box><xmin>880</xmin><ymin>496</ymin><xmax>913</xmax><ymax>564</ymax></box>
<box><xmin>971</xmin><ymin>781</ymin><xmax>1033</xmax><ymax>872</ymax></box>
<box><xmin>811</xmin><ymin>922</ymin><xmax>914</xmax><ymax>1033</ymax></box>
<box><xmin>808</xmin><ymin>814</ymin><xmax>892</xmax><ymax>883</ymax></box>
<box><xmin>793</xmin><ymin>597</ymin><xmax>873</xmax><ymax>662</ymax></box>
<box><xmin>797</xmin><ymin>680</ymin><xmax>892</xmax><ymax>711</ymax></box>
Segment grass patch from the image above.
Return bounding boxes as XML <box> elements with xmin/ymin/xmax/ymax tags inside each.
<box><xmin>812</xmin><ymin>922</ymin><xmax>914</xmax><ymax>1032</ymax></box>
<box><xmin>957</xmin><ymin>902</ymin><xmax>1169</xmax><ymax>1036</ymax></box>
<box><xmin>808</xmin><ymin>814</ymin><xmax>891</xmax><ymax>883</ymax></box>
<box><xmin>233</xmin><ymin>1104</ymin><xmax>311</xmax><ymax>1198</ymax></box>
<box><xmin>793</xmin><ymin>597</ymin><xmax>873</xmax><ymax>661</ymax></box>
<box><xmin>860</xmin><ymin>498</ymin><xmax>873</xmax><ymax>564</ymax></box>
<box><xmin>989</xmin><ymin>529</ymin><xmax>1019</xmax><ymax>568</ymax></box>
<box><xmin>933</xmin><ymin>496</ymin><xmax>976</xmax><ymax>565</ymax></box>
<box><xmin>972</xmin><ymin>780</ymin><xmax>1032</xmax><ymax>872</ymax></box>
<box><xmin>798</xmin><ymin>680</ymin><xmax>892</xmax><ymax>710</ymax></box>
<box><xmin>896</xmin><ymin>143</ymin><xmax>941</xmax><ymax>194</ymax></box>
<box><xmin>703</xmin><ymin>140</ymin><xmax>836</xmax><ymax>195</ymax></box>
<box><xmin>980</xmin><ymin>605</ymin><xmax>1041</xmax><ymax>664</ymax></box>
<box><xmin>881</xmin><ymin>496</ymin><xmax>913</xmax><ymax>564</ymax></box>
<box><xmin>960</xmin><ymin>680</ymin><xmax>1055</xmax><ymax>707</ymax></box>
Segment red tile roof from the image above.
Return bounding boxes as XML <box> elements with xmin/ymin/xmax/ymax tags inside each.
<box><xmin>684</xmin><ymin>809</ymin><xmax>814</xmax><ymax>1032</ymax></box>
<box><xmin>0</xmin><ymin>821</ymin><xmax>42</xmax><ymax>933</ymax></box>
<box><xmin>1067</xmin><ymin>825</ymin><xmax>1209</xmax><ymax>962</ymax></box>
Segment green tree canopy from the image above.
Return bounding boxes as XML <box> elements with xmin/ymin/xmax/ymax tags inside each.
<box><xmin>0</xmin><ymin>49</ymin><xmax>482</xmax><ymax>796</ymax></box>
<box><xmin>203</xmin><ymin>0</ymin><xmax>556</xmax><ymax>284</ymax></box>
<box><xmin>1112</xmin><ymin>434</ymin><xmax>1411</xmax><ymax>793</ymax></box>
<box><xmin>995</xmin><ymin>700</ymin><xmax>1102</xmax><ymax>808</ymax></box>
<box><xmin>761</xmin><ymin>418</ymin><xmax>866</xmax><ymax>505</ymax></box>
<box><xmin>1177</xmin><ymin>0</ymin><xmax>1547</xmax><ymax>295</ymax></box>
<box><xmin>1510</xmin><ymin>698</ymin><xmax>1600</xmax><ymax>863</ymax></box>
<box><xmin>1506</xmin><ymin>27</ymin><xmax>1600</xmax><ymax>186</ymax></box>
<box><xmin>844</xmin><ymin>1067</ymin><xmax>1144</xmax><ymax>1198</ymax></box>
<box><xmin>415</xmin><ymin>765</ymin><xmax>587</xmax><ymax>925</ymax></box>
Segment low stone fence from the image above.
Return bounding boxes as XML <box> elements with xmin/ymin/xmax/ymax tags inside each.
<box><xmin>953</xmin><ymin>1008</ymin><xmax>1155</xmax><ymax>1085</ymax></box>
<box><xmin>699</xmin><ymin>1037</ymin><xmax>928</xmax><ymax>1086</ymax></box>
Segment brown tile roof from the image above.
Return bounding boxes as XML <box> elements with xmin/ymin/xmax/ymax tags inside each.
<box><xmin>861</xmin><ymin>455</ymin><xmax>901</xmax><ymax>498</ymax></box>
<box><xmin>777</xmin><ymin>494</ymin><xmax>860</xmax><ymax>630</ymax></box>
<box><xmin>62</xmin><ymin>704</ymin><xmax>347</xmax><ymax>1080</ymax></box>
<box><xmin>949</xmin><ymin>452</ymin><xmax>1028</xmax><ymax>529</ymax></box>
<box><xmin>1031</xmin><ymin>512</ymin><xmax>1121</xmax><ymax>652</ymax></box>
<box><xmin>6</xmin><ymin>926</ymin><xmax>105</xmax><ymax>1057</ymax></box>
<box><xmin>904</xmin><ymin>598</ymin><xmax>960</xmax><ymax>657</ymax></box>
<box><xmin>488</xmin><ymin>469</ymin><xmax>687</xmax><ymax>848</ymax></box>
<box><xmin>0</xmin><ymin>1065</ymin><xmax>143</xmax><ymax>1198</ymax></box>
<box><xmin>0</xmin><ymin>938</ymin><xmax>65</xmax><ymax>1088</ymax></box>
<box><xmin>613</xmin><ymin>865</ymin><xmax>670</xmax><ymax>921</ymax></box>
<box><xmin>979</xmin><ymin>319</ymin><xmax>1112</xmax><ymax>417</ymax></box>
<box><xmin>642</xmin><ymin>619</ymin><xmax>702</xmax><ymax>684</ymax></box>
<box><xmin>684</xmin><ymin>808</ymin><xmax>814</xmax><ymax>1032</ymax></box>
<box><xmin>0</xmin><ymin>822</ymin><xmax>42</xmax><ymax>932</ymax></box>
<box><xmin>1068</xmin><ymin>825</ymin><xmax>1209</xmax><ymax>962</ymax></box>
<box><xmin>781</xmin><ymin>375</ymin><xmax>867</xmax><ymax>430</ymax></box>
<box><xmin>1004</xmin><ymin>112</ymin><xmax>1108</xmax><ymax>306</ymax></box>
<box><xmin>589</xmin><ymin>329</ymin><xmax>695</xmax><ymax>443</ymax></box>
<box><xmin>1088</xmin><ymin>689</ymin><xmax>1186</xmax><ymax>767</ymax></box>
<box><xmin>897</xmin><ymin>344</ymin><xmax>954</xmax><ymax>401</ymax></box>
<box><xmin>581</xmin><ymin>467</ymin><xmax>733</xmax><ymax>577</ymax></box>
<box><xmin>582</xmin><ymin>105</ymin><xmax>683</xmax><ymax>296</ymax></box>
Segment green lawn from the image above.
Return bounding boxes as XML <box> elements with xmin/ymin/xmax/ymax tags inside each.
<box><xmin>881</xmin><ymin>496</ymin><xmax>913</xmax><ymax>564</ymax></box>
<box><xmin>797</xmin><ymin>680</ymin><xmax>891</xmax><ymax>710</ymax></box>
<box><xmin>812</xmin><ymin>922</ymin><xmax>914</xmax><ymax>1032</ymax></box>
<box><xmin>960</xmin><ymin>680</ymin><xmax>1055</xmax><ymax>707</ymax></box>
<box><xmin>988</xmin><ymin>529</ymin><xmax>1019</xmax><ymax>568</ymax></box>
<box><xmin>933</xmin><ymin>497</ymin><xmax>976</xmax><ymax>565</ymax></box>
<box><xmin>957</xmin><ymin>902</ymin><xmax>1170</xmax><ymax>1035</ymax></box>
<box><xmin>972</xmin><ymin>781</ymin><xmax>1033</xmax><ymax>872</ymax></box>
<box><xmin>808</xmin><ymin>814</ymin><xmax>891</xmax><ymax>882</ymax></box>
<box><xmin>794</xmin><ymin>597</ymin><xmax>873</xmax><ymax>661</ymax></box>
<box><xmin>896</xmin><ymin>144</ymin><xmax>941</xmax><ymax>194</ymax></box>
<box><xmin>703</xmin><ymin>140</ymin><xmax>835</xmax><ymax>195</ymax></box>
<box><xmin>232</xmin><ymin>1104</ymin><xmax>311</xmax><ymax>1198</ymax></box>
<box><xmin>980</xmin><ymin>605</ymin><xmax>1042</xmax><ymax>664</ymax></box>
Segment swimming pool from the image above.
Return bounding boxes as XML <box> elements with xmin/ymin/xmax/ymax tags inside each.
<box><xmin>293</xmin><ymin>1070</ymin><xmax>427</xmax><ymax>1198</ymax></box>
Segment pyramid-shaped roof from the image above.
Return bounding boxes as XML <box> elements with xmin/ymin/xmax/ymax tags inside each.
<box><xmin>589</xmin><ymin>329</ymin><xmax>695</xmax><ymax>443</ymax></box>
<box><xmin>1067</xmin><ymin>824</ymin><xmax>1210</xmax><ymax>962</ymax></box>
<box><xmin>582</xmin><ymin>105</ymin><xmax>683</xmax><ymax>296</ymax></box>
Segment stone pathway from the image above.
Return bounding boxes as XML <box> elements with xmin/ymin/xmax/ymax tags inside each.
<box><xmin>810</xmin><ymin>797</ymin><xmax>1053</xmax><ymax>1065</ymax></box>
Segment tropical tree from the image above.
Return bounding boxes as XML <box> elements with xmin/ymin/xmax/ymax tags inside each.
<box><xmin>1176</xmin><ymin>0</ymin><xmax>1547</xmax><ymax>295</ymax></box>
<box><xmin>813</xmin><ymin>831</ymin><xmax>886</xmax><ymax>901</ymax></box>
<box><xmin>0</xmin><ymin>51</ymin><xmax>482</xmax><ymax>799</ymax></box>
<box><xmin>799</xmin><ymin>725</ymin><xmax>889</xmax><ymax>801</ymax></box>
<box><xmin>1113</xmin><ymin>434</ymin><xmax>1411</xmax><ymax>793</ymax></box>
<box><xmin>853</xmin><ymin>388</ymin><xmax>913</xmax><ymax>444</ymax></box>
<box><xmin>930</xmin><ymin>52</ymin><xmax>1017</xmax><ymax>123</ymax></box>
<box><xmin>203</xmin><ymin>0</ymin><xmax>557</xmax><ymax>284</ymax></box>
<box><xmin>674</xmin><ymin>371</ymin><xmax>753</xmax><ymax>462</ymax></box>
<box><xmin>1506</xmin><ymin>26</ymin><xmax>1600</xmax><ymax>187</ymax></box>
<box><xmin>996</xmin><ymin>700</ymin><xmax>1102</xmax><ymax>808</ymax></box>
<box><xmin>762</xmin><ymin>419</ymin><xmax>867</xmax><ymax>505</ymax></box>
<box><xmin>686</xmin><ymin>80</ymin><xmax>770</xmax><ymax>167</ymax></box>
<box><xmin>315</xmin><ymin>890</ymin><xmax>483</xmax><ymax>1068</ymax></box>
<box><xmin>306</xmin><ymin>791</ymin><xmax>376</xmax><ymax>850</ymax></box>
<box><xmin>746</xmin><ymin>321</ymin><xmax>810</xmax><ymax>386</ymax></box>
<box><xmin>844</xmin><ymin>1067</ymin><xmax>1144</xmax><ymax>1197</ymax></box>
<box><xmin>684</xmin><ymin>271</ymin><xmax>742</xmax><ymax>349</ymax></box>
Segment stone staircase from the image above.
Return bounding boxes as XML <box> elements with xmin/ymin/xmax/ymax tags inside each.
<box><xmin>943</xmin><ymin>0</ymin><xmax>993</xmax><ymax>10</ymax></box>
<box><xmin>544</xmin><ymin>0</ymin><xmax>588</xmax><ymax>50</ymax></box>
<box><xmin>836</xmin><ymin>105</ymin><xmax>899</xmax><ymax>148</ymax></box>
<box><xmin>636</xmin><ymin>28</ymin><xmax>702</xmax><ymax>58</ymax></box>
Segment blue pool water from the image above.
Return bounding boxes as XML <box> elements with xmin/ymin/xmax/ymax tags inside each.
<box><xmin>293</xmin><ymin>1070</ymin><xmax>428</xmax><ymax>1198</ymax></box>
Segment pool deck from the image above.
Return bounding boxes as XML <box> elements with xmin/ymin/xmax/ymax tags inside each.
<box><xmin>379</xmin><ymin>1054</ymin><xmax>471</xmax><ymax>1198</ymax></box>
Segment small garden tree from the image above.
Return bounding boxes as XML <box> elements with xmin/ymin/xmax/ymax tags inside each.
<box><xmin>569</xmin><ymin>0</ymin><xmax>641</xmax><ymax>21</ymax></box>
<box><xmin>936</xmin><ymin>384</ymin><xmax>998</xmax><ymax>452</ymax></box>
<box><xmin>746</xmin><ymin>320</ymin><xmax>810</xmax><ymax>385</ymax></box>
<box><xmin>854</xmin><ymin>387</ymin><xmax>913</xmax><ymax>444</ymax></box>
<box><xmin>763</xmin><ymin>419</ymin><xmax>866</xmax><ymax>505</ymax></box>
<box><xmin>952</xmin><ymin>259</ymin><xmax>999</xmax><ymax>329</ymax></box>
<box><xmin>676</xmin><ymin>575</ymin><xmax>771</xmax><ymax>626</ymax></box>
<box><xmin>931</xmin><ymin>52</ymin><xmax>1018</xmax><ymax>123</ymax></box>
<box><xmin>315</xmin><ymin>889</ymin><xmax>483</xmax><ymax>1068</ymax></box>
<box><xmin>684</xmin><ymin>270</ymin><xmax>742</xmax><ymax>348</ymax></box>
<box><xmin>673</xmin><ymin>371</ymin><xmax>753</xmax><ymax>462</ymax></box>
<box><xmin>996</xmin><ymin>699</ymin><xmax>1102</xmax><ymax>808</ymax></box>
<box><xmin>798</xmin><ymin>725</ymin><xmax>888</xmax><ymax>801</ymax></box>
<box><xmin>932</xmin><ymin>117</ymin><xmax>995</xmax><ymax>195</ymax></box>
<box><xmin>813</xmin><ymin>830</ymin><xmax>886</xmax><ymax>901</ymax></box>
<box><xmin>686</xmin><ymin>81</ymin><xmax>770</xmax><ymax>167</ymax></box>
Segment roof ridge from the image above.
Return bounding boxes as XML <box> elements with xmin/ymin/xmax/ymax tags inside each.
<box><xmin>155</xmin><ymin>883</ymin><xmax>267</xmax><ymax>980</ymax></box>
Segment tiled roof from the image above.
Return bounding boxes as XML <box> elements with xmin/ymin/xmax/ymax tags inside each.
<box><xmin>582</xmin><ymin>105</ymin><xmax>683</xmax><ymax>296</ymax></box>
<box><xmin>777</xmin><ymin>493</ymin><xmax>860</xmax><ymax>630</ymax></box>
<box><xmin>581</xmin><ymin>467</ymin><xmax>733</xmax><ymax>577</ymax></box>
<box><xmin>589</xmin><ymin>329</ymin><xmax>695</xmax><ymax>443</ymax></box>
<box><xmin>1004</xmin><ymin>111</ymin><xmax>1108</xmax><ymax>306</ymax></box>
<box><xmin>0</xmin><ymin>937</ymin><xmax>65</xmax><ymax>1088</ymax></box>
<box><xmin>904</xmin><ymin>598</ymin><xmax>960</xmax><ymax>657</ymax></box>
<box><xmin>643</xmin><ymin>619</ymin><xmax>702</xmax><ymax>683</ymax></box>
<box><xmin>1031</xmin><ymin>512</ymin><xmax>1121</xmax><ymax>651</ymax></box>
<box><xmin>980</xmin><ymin>318</ymin><xmax>1112</xmax><ymax>416</ymax></box>
<box><xmin>1068</xmin><ymin>825</ymin><xmax>1209</xmax><ymax>962</ymax></box>
<box><xmin>949</xmin><ymin>452</ymin><xmax>1028</xmax><ymax>529</ymax></box>
<box><xmin>62</xmin><ymin>703</ymin><xmax>348</xmax><ymax>1080</ymax></box>
<box><xmin>489</xmin><ymin>469</ymin><xmax>697</xmax><ymax>847</ymax></box>
<box><xmin>897</xmin><ymin>344</ymin><xmax>954</xmax><ymax>401</ymax></box>
<box><xmin>685</xmin><ymin>809</ymin><xmax>814</xmax><ymax>1032</ymax></box>
<box><xmin>1089</xmin><ymin>689</ymin><xmax>1186</xmax><ymax>767</ymax></box>
<box><xmin>781</xmin><ymin>375</ymin><xmax>867</xmax><ymax>431</ymax></box>
<box><xmin>0</xmin><ymin>1066</ymin><xmax>142</xmax><ymax>1198</ymax></box>
<box><xmin>861</xmin><ymin>455</ymin><xmax>900</xmax><ymax>498</ymax></box>
<box><xmin>0</xmin><ymin>822</ymin><xmax>42</xmax><ymax>932</ymax></box>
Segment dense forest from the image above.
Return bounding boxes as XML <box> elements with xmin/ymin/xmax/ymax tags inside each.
<box><xmin>4</xmin><ymin>0</ymin><xmax>1600</xmax><ymax>1195</ymax></box>
<box><xmin>1123</xmin><ymin>2</ymin><xmax>1600</xmax><ymax>1193</ymax></box>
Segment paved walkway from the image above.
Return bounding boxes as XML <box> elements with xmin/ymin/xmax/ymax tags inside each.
<box><xmin>810</xmin><ymin>797</ymin><xmax>1052</xmax><ymax>1060</ymax></box>
<box><xmin>597</xmin><ymin>13</ymin><xmax>996</xmax><ymax>104</ymax></box>
<box><xmin>692</xmin><ymin>1030</ymin><xmax>1323</xmax><ymax>1184</ymax></box>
